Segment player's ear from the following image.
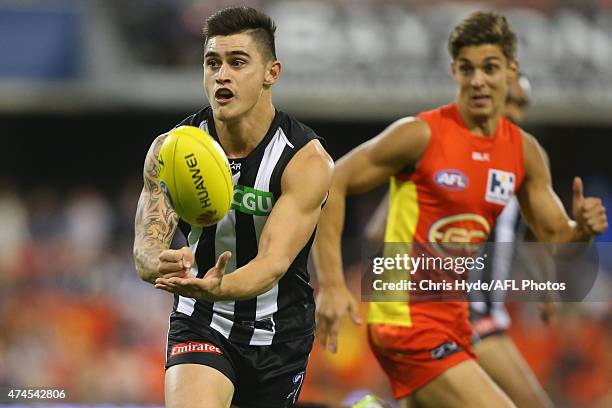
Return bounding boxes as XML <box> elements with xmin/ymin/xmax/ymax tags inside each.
<box><xmin>264</xmin><ymin>60</ymin><xmax>281</xmax><ymax>86</ymax></box>
<box><xmin>450</xmin><ymin>60</ymin><xmax>459</xmax><ymax>82</ymax></box>
<box><xmin>508</xmin><ymin>59</ymin><xmax>519</xmax><ymax>79</ymax></box>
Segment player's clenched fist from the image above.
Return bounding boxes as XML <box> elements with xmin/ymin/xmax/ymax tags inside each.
<box><xmin>157</xmin><ymin>246</ymin><xmax>195</xmax><ymax>278</ymax></box>
<box><xmin>572</xmin><ymin>177</ymin><xmax>608</xmax><ymax>237</ymax></box>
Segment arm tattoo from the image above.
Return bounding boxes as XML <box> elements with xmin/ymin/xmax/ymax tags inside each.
<box><xmin>133</xmin><ymin>134</ymin><xmax>178</xmax><ymax>282</ymax></box>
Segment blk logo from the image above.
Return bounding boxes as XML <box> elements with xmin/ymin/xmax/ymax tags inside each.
<box><xmin>472</xmin><ymin>151</ymin><xmax>490</xmax><ymax>162</ymax></box>
<box><xmin>486</xmin><ymin>169</ymin><xmax>515</xmax><ymax>205</ymax></box>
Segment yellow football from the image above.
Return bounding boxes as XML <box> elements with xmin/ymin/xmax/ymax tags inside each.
<box><xmin>157</xmin><ymin>125</ymin><xmax>233</xmax><ymax>226</ymax></box>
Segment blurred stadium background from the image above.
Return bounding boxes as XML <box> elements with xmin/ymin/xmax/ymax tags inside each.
<box><xmin>1</xmin><ymin>0</ymin><xmax>612</xmax><ymax>406</ymax></box>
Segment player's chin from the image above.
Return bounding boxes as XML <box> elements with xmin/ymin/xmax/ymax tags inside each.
<box><xmin>212</xmin><ymin>104</ymin><xmax>240</xmax><ymax>122</ymax></box>
<box><xmin>468</xmin><ymin>104</ymin><xmax>495</xmax><ymax>119</ymax></box>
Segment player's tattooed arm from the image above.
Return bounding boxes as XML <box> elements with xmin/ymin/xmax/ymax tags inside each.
<box><xmin>133</xmin><ymin>134</ymin><xmax>178</xmax><ymax>284</ymax></box>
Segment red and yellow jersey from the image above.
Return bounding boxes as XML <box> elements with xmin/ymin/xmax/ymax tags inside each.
<box><xmin>369</xmin><ymin>103</ymin><xmax>525</xmax><ymax>326</ymax></box>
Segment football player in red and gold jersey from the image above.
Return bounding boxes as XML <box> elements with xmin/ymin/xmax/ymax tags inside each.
<box><xmin>313</xmin><ymin>11</ymin><xmax>607</xmax><ymax>408</ymax></box>
<box><xmin>362</xmin><ymin>73</ymin><xmax>556</xmax><ymax>408</ymax></box>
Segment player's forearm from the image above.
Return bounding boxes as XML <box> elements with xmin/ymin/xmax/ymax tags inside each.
<box><xmin>133</xmin><ymin>189</ymin><xmax>178</xmax><ymax>284</ymax></box>
<box><xmin>133</xmin><ymin>242</ymin><xmax>164</xmax><ymax>284</ymax></box>
<box><xmin>541</xmin><ymin>220</ymin><xmax>592</xmax><ymax>243</ymax></box>
<box><xmin>217</xmin><ymin>256</ymin><xmax>289</xmax><ymax>300</ymax></box>
<box><xmin>313</xmin><ymin>244</ymin><xmax>346</xmax><ymax>289</ymax></box>
<box><xmin>313</xmin><ymin>185</ymin><xmax>348</xmax><ymax>288</ymax></box>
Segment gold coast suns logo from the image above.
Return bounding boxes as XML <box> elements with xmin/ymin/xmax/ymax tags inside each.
<box><xmin>428</xmin><ymin>213</ymin><xmax>490</xmax><ymax>257</ymax></box>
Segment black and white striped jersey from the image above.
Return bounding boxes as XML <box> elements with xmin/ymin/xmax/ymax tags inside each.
<box><xmin>171</xmin><ymin>106</ymin><xmax>323</xmax><ymax>346</ymax></box>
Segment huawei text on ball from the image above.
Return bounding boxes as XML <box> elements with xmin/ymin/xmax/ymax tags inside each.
<box><xmin>185</xmin><ymin>153</ymin><xmax>212</xmax><ymax>209</ymax></box>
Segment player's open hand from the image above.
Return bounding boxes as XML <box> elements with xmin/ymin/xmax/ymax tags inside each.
<box><xmin>315</xmin><ymin>284</ymin><xmax>362</xmax><ymax>353</ymax></box>
<box><xmin>572</xmin><ymin>177</ymin><xmax>608</xmax><ymax>237</ymax></box>
<box><xmin>155</xmin><ymin>251</ymin><xmax>232</xmax><ymax>302</ymax></box>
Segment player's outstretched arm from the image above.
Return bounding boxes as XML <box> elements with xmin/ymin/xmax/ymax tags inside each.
<box><xmin>134</xmin><ymin>134</ymin><xmax>183</xmax><ymax>284</ymax></box>
<box><xmin>154</xmin><ymin>139</ymin><xmax>333</xmax><ymax>301</ymax></box>
<box><xmin>517</xmin><ymin>132</ymin><xmax>608</xmax><ymax>243</ymax></box>
<box><xmin>312</xmin><ymin>118</ymin><xmax>430</xmax><ymax>352</ymax></box>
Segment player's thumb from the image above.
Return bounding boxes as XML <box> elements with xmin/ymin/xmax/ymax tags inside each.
<box><xmin>348</xmin><ymin>298</ymin><xmax>363</xmax><ymax>325</ymax></box>
<box><xmin>573</xmin><ymin>177</ymin><xmax>584</xmax><ymax>203</ymax></box>
<box><xmin>216</xmin><ymin>251</ymin><xmax>232</xmax><ymax>272</ymax></box>
<box><xmin>181</xmin><ymin>246</ymin><xmax>195</xmax><ymax>269</ymax></box>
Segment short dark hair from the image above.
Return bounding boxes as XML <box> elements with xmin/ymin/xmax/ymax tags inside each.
<box><xmin>448</xmin><ymin>11</ymin><xmax>517</xmax><ymax>62</ymax></box>
<box><xmin>203</xmin><ymin>6</ymin><xmax>277</xmax><ymax>60</ymax></box>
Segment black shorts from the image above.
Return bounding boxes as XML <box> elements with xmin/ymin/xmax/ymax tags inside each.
<box><xmin>166</xmin><ymin>312</ymin><xmax>314</xmax><ymax>408</ymax></box>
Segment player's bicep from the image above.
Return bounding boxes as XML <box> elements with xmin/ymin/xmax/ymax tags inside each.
<box><xmin>134</xmin><ymin>135</ymin><xmax>178</xmax><ymax>249</ymax></box>
<box><xmin>256</xmin><ymin>141</ymin><xmax>333</xmax><ymax>268</ymax></box>
<box><xmin>336</xmin><ymin>117</ymin><xmax>430</xmax><ymax>194</ymax></box>
<box><xmin>518</xmin><ymin>133</ymin><xmax>570</xmax><ymax>241</ymax></box>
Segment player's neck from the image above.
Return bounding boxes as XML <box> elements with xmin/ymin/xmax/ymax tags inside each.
<box><xmin>216</xmin><ymin>100</ymin><xmax>275</xmax><ymax>159</ymax></box>
<box><xmin>457</xmin><ymin>104</ymin><xmax>501</xmax><ymax>137</ymax></box>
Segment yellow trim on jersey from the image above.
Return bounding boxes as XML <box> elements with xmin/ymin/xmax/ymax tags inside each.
<box><xmin>368</xmin><ymin>178</ymin><xmax>419</xmax><ymax>327</ymax></box>
<box><xmin>385</xmin><ymin>178</ymin><xmax>419</xmax><ymax>242</ymax></box>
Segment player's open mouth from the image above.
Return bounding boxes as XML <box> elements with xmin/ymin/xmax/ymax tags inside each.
<box><xmin>215</xmin><ymin>88</ymin><xmax>235</xmax><ymax>105</ymax></box>
<box><xmin>471</xmin><ymin>95</ymin><xmax>490</xmax><ymax>107</ymax></box>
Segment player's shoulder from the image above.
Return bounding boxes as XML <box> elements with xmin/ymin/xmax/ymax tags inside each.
<box><xmin>291</xmin><ymin>137</ymin><xmax>333</xmax><ymax>169</ymax></box>
<box><xmin>390</xmin><ymin>116</ymin><xmax>431</xmax><ymax>135</ymax></box>
<box><xmin>520</xmin><ymin>129</ymin><xmax>541</xmax><ymax>153</ymax></box>
<box><xmin>277</xmin><ymin>110</ymin><xmax>332</xmax><ymax>167</ymax></box>
<box><xmin>392</xmin><ymin>105</ymin><xmax>451</xmax><ymax>145</ymax></box>
<box><xmin>276</xmin><ymin>110</ymin><xmax>325</xmax><ymax>150</ymax></box>
<box><xmin>519</xmin><ymin>129</ymin><xmax>551</xmax><ymax>178</ymax></box>
<box><xmin>381</xmin><ymin>116</ymin><xmax>431</xmax><ymax>153</ymax></box>
<box><xmin>519</xmin><ymin>128</ymin><xmax>535</xmax><ymax>143</ymax></box>
<box><xmin>378</xmin><ymin>117</ymin><xmax>431</xmax><ymax>165</ymax></box>
<box><xmin>146</xmin><ymin>132</ymin><xmax>170</xmax><ymax>160</ymax></box>
<box><xmin>281</xmin><ymin>136</ymin><xmax>333</xmax><ymax>196</ymax></box>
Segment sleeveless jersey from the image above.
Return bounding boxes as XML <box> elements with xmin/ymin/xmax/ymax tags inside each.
<box><xmin>369</xmin><ymin>103</ymin><xmax>525</xmax><ymax>326</ymax></box>
<box><xmin>172</xmin><ymin>106</ymin><xmax>323</xmax><ymax>345</ymax></box>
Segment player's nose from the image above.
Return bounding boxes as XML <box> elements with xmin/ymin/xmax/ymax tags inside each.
<box><xmin>216</xmin><ymin>63</ymin><xmax>232</xmax><ymax>83</ymax></box>
<box><xmin>470</xmin><ymin>68</ymin><xmax>486</xmax><ymax>88</ymax></box>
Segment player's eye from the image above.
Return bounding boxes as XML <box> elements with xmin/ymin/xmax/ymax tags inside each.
<box><xmin>206</xmin><ymin>59</ymin><xmax>220</xmax><ymax>68</ymax></box>
<box><xmin>459</xmin><ymin>65</ymin><xmax>473</xmax><ymax>75</ymax></box>
<box><xmin>484</xmin><ymin>64</ymin><xmax>499</xmax><ymax>74</ymax></box>
<box><xmin>231</xmin><ymin>59</ymin><xmax>245</xmax><ymax>67</ymax></box>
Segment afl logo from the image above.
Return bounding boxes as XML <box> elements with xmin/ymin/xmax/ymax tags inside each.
<box><xmin>428</xmin><ymin>214</ymin><xmax>490</xmax><ymax>256</ymax></box>
<box><xmin>434</xmin><ymin>169</ymin><xmax>468</xmax><ymax>191</ymax></box>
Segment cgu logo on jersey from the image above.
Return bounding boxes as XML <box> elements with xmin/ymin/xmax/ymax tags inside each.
<box><xmin>232</xmin><ymin>185</ymin><xmax>275</xmax><ymax>216</ymax></box>
<box><xmin>434</xmin><ymin>169</ymin><xmax>468</xmax><ymax>191</ymax></box>
<box><xmin>428</xmin><ymin>213</ymin><xmax>490</xmax><ymax>257</ymax></box>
